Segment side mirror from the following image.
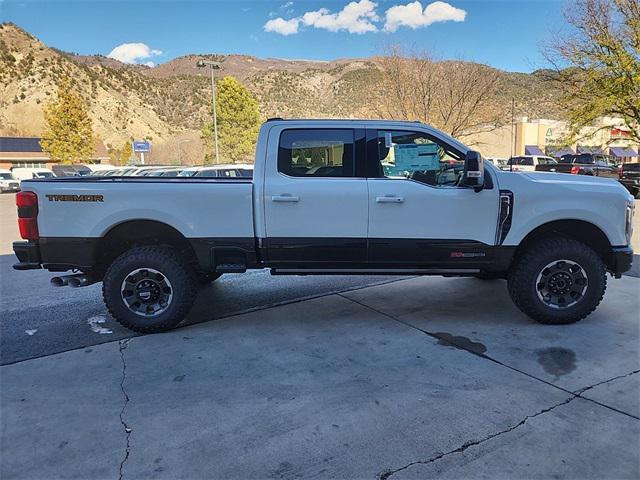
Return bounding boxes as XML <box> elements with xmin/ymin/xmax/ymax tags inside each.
<box><xmin>462</xmin><ymin>150</ymin><xmax>485</xmax><ymax>191</ymax></box>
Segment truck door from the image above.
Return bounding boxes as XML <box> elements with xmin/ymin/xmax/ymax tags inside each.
<box><xmin>366</xmin><ymin>128</ymin><xmax>500</xmax><ymax>268</ymax></box>
<box><xmin>263</xmin><ymin>127</ymin><xmax>368</xmax><ymax>267</ymax></box>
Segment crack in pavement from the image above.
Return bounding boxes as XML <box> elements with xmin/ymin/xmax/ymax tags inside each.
<box><xmin>118</xmin><ymin>338</ymin><xmax>132</xmax><ymax>480</ymax></box>
<box><xmin>377</xmin><ymin>368</ymin><xmax>640</xmax><ymax>479</ymax></box>
<box><xmin>573</xmin><ymin>369</ymin><xmax>640</xmax><ymax>395</ymax></box>
<box><xmin>377</xmin><ymin>395</ymin><xmax>578</xmax><ymax>479</ymax></box>
<box><xmin>337</xmin><ymin>293</ymin><xmax>640</xmax><ymax>420</ymax></box>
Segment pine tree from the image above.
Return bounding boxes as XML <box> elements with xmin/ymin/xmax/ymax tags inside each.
<box><xmin>40</xmin><ymin>78</ymin><xmax>95</xmax><ymax>164</ymax></box>
<box><xmin>201</xmin><ymin>76</ymin><xmax>261</xmax><ymax>163</ymax></box>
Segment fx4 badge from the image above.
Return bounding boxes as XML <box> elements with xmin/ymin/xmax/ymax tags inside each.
<box><xmin>450</xmin><ymin>252</ymin><xmax>486</xmax><ymax>258</ymax></box>
<box><xmin>45</xmin><ymin>194</ymin><xmax>104</xmax><ymax>202</ymax></box>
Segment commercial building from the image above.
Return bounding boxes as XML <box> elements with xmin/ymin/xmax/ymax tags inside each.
<box><xmin>0</xmin><ymin>137</ymin><xmax>109</xmax><ymax>170</ymax></box>
<box><xmin>470</xmin><ymin>117</ymin><xmax>639</xmax><ymax>162</ymax></box>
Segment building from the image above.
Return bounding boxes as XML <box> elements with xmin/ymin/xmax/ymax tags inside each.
<box><xmin>515</xmin><ymin>117</ymin><xmax>639</xmax><ymax>162</ymax></box>
<box><xmin>469</xmin><ymin>117</ymin><xmax>639</xmax><ymax>162</ymax></box>
<box><xmin>0</xmin><ymin>137</ymin><xmax>109</xmax><ymax>170</ymax></box>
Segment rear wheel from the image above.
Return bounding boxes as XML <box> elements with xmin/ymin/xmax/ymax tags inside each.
<box><xmin>103</xmin><ymin>246</ymin><xmax>197</xmax><ymax>333</ymax></box>
<box><xmin>508</xmin><ymin>238</ymin><xmax>606</xmax><ymax>324</ymax></box>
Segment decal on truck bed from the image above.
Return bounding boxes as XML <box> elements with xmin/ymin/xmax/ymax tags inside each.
<box><xmin>45</xmin><ymin>194</ymin><xmax>104</xmax><ymax>202</ymax></box>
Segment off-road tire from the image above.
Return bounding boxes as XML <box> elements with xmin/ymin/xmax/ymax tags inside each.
<box><xmin>103</xmin><ymin>246</ymin><xmax>198</xmax><ymax>333</ymax></box>
<box><xmin>508</xmin><ymin>238</ymin><xmax>606</xmax><ymax>325</ymax></box>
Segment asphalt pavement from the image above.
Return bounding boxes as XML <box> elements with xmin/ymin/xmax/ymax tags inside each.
<box><xmin>2</xmin><ymin>273</ymin><xmax>638</xmax><ymax>479</ymax></box>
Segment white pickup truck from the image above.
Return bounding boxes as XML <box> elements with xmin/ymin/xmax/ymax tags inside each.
<box><xmin>13</xmin><ymin>119</ymin><xmax>634</xmax><ymax>333</ymax></box>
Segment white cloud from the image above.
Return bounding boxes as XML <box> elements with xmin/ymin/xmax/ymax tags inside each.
<box><xmin>264</xmin><ymin>17</ymin><xmax>301</xmax><ymax>35</ymax></box>
<box><xmin>107</xmin><ymin>43</ymin><xmax>163</xmax><ymax>65</ymax></box>
<box><xmin>384</xmin><ymin>1</ymin><xmax>466</xmax><ymax>32</ymax></box>
<box><xmin>302</xmin><ymin>0</ymin><xmax>379</xmax><ymax>34</ymax></box>
<box><xmin>264</xmin><ymin>0</ymin><xmax>466</xmax><ymax>36</ymax></box>
<box><xmin>265</xmin><ymin>0</ymin><xmax>378</xmax><ymax>35</ymax></box>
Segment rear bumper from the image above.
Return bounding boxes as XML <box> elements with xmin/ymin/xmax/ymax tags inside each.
<box><xmin>13</xmin><ymin>241</ymin><xmax>42</xmax><ymax>270</ymax></box>
<box><xmin>610</xmin><ymin>246</ymin><xmax>633</xmax><ymax>277</ymax></box>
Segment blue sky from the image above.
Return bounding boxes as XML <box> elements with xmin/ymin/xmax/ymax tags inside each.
<box><xmin>0</xmin><ymin>0</ymin><xmax>567</xmax><ymax>72</ymax></box>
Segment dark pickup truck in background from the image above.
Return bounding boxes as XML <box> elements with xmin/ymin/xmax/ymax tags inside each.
<box><xmin>619</xmin><ymin>162</ymin><xmax>640</xmax><ymax>198</ymax></box>
<box><xmin>534</xmin><ymin>153</ymin><xmax>640</xmax><ymax>197</ymax></box>
<box><xmin>535</xmin><ymin>153</ymin><xmax>619</xmax><ymax>178</ymax></box>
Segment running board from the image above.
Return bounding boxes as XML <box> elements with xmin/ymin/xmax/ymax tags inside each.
<box><xmin>270</xmin><ymin>268</ymin><xmax>481</xmax><ymax>276</ymax></box>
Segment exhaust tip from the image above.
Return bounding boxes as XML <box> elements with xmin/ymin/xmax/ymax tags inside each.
<box><xmin>51</xmin><ymin>277</ymin><xmax>67</xmax><ymax>287</ymax></box>
<box><xmin>68</xmin><ymin>277</ymin><xmax>81</xmax><ymax>288</ymax></box>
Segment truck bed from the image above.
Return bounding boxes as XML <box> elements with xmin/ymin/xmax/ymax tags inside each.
<box><xmin>20</xmin><ymin>177</ymin><xmax>255</xmax><ymax>239</ymax></box>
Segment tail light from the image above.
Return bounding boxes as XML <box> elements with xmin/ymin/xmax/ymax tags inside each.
<box><xmin>570</xmin><ymin>165</ymin><xmax>580</xmax><ymax>175</ymax></box>
<box><xmin>619</xmin><ymin>166</ymin><xmax>624</xmax><ymax>179</ymax></box>
<box><xmin>16</xmin><ymin>191</ymin><xmax>39</xmax><ymax>240</ymax></box>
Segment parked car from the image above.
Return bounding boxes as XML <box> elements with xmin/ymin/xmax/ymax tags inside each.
<box><xmin>619</xmin><ymin>162</ymin><xmax>640</xmax><ymax>198</ymax></box>
<box><xmin>11</xmin><ymin>167</ymin><xmax>56</xmax><ymax>180</ymax></box>
<box><xmin>12</xmin><ymin>119</ymin><xmax>634</xmax><ymax>333</ymax></box>
<box><xmin>84</xmin><ymin>164</ymin><xmax>115</xmax><ymax>174</ymax></box>
<box><xmin>486</xmin><ymin>157</ymin><xmax>508</xmax><ymax>168</ymax></box>
<box><xmin>502</xmin><ymin>155</ymin><xmax>557</xmax><ymax>172</ymax></box>
<box><xmin>52</xmin><ymin>165</ymin><xmax>91</xmax><ymax>177</ymax></box>
<box><xmin>193</xmin><ymin>164</ymin><xmax>254</xmax><ymax>178</ymax></box>
<box><xmin>535</xmin><ymin>153</ymin><xmax>619</xmax><ymax>179</ymax></box>
<box><xmin>177</xmin><ymin>166</ymin><xmax>201</xmax><ymax>177</ymax></box>
<box><xmin>0</xmin><ymin>169</ymin><xmax>20</xmax><ymax>193</ymax></box>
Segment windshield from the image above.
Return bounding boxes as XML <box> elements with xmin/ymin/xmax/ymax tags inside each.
<box><xmin>0</xmin><ymin>173</ymin><xmax>14</xmax><ymax>180</ymax></box>
<box><xmin>35</xmin><ymin>172</ymin><xmax>54</xmax><ymax>178</ymax></box>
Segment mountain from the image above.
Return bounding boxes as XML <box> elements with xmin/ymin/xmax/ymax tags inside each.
<box><xmin>0</xmin><ymin>22</ymin><xmax>564</xmax><ymax>162</ymax></box>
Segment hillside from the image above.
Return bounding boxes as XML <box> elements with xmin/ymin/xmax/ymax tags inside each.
<box><xmin>0</xmin><ymin>22</ymin><xmax>564</xmax><ymax>162</ymax></box>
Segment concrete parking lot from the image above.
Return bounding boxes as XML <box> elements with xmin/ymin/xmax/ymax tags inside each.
<box><xmin>1</xmin><ymin>192</ymin><xmax>639</xmax><ymax>479</ymax></box>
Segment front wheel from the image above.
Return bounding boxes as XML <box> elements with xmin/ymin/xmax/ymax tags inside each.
<box><xmin>508</xmin><ymin>238</ymin><xmax>606</xmax><ymax>325</ymax></box>
<box><xmin>103</xmin><ymin>246</ymin><xmax>198</xmax><ymax>333</ymax></box>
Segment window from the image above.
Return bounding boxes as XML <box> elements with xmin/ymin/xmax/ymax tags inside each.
<box><xmin>377</xmin><ymin>130</ymin><xmax>463</xmax><ymax>187</ymax></box>
<box><xmin>538</xmin><ymin>157</ymin><xmax>557</xmax><ymax>165</ymax></box>
<box><xmin>278</xmin><ymin>129</ymin><xmax>354</xmax><ymax>177</ymax></box>
<box><xmin>12</xmin><ymin>162</ymin><xmax>47</xmax><ymax>169</ymax></box>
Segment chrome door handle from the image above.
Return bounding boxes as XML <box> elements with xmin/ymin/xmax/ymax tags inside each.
<box><xmin>376</xmin><ymin>195</ymin><xmax>404</xmax><ymax>203</ymax></box>
<box><xmin>271</xmin><ymin>194</ymin><xmax>300</xmax><ymax>203</ymax></box>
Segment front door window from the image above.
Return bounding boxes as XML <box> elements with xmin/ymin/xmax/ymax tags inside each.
<box><xmin>377</xmin><ymin>130</ymin><xmax>464</xmax><ymax>187</ymax></box>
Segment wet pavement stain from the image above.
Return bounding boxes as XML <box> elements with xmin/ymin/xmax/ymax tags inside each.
<box><xmin>434</xmin><ymin>332</ymin><xmax>487</xmax><ymax>355</ymax></box>
<box><xmin>536</xmin><ymin>347</ymin><xmax>577</xmax><ymax>379</ymax></box>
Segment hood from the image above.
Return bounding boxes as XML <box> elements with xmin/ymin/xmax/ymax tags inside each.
<box><xmin>522</xmin><ymin>171</ymin><xmax>619</xmax><ymax>187</ymax></box>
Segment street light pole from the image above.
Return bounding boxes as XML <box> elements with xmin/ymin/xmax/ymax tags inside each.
<box><xmin>196</xmin><ymin>60</ymin><xmax>222</xmax><ymax>164</ymax></box>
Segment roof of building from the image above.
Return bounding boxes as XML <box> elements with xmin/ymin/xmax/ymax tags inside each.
<box><xmin>0</xmin><ymin>137</ymin><xmax>43</xmax><ymax>153</ymax></box>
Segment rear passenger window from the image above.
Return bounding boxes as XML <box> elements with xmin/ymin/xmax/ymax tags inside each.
<box><xmin>278</xmin><ymin>129</ymin><xmax>354</xmax><ymax>177</ymax></box>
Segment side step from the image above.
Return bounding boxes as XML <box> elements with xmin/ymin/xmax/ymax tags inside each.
<box><xmin>270</xmin><ymin>268</ymin><xmax>481</xmax><ymax>276</ymax></box>
<box><xmin>215</xmin><ymin>263</ymin><xmax>247</xmax><ymax>274</ymax></box>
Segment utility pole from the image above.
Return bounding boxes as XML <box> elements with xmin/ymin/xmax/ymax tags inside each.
<box><xmin>196</xmin><ymin>60</ymin><xmax>222</xmax><ymax>164</ymax></box>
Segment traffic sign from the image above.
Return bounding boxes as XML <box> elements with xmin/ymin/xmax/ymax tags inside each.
<box><xmin>133</xmin><ymin>140</ymin><xmax>151</xmax><ymax>153</ymax></box>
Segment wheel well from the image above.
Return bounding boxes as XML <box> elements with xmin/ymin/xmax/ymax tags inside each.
<box><xmin>516</xmin><ymin>220</ymin><xmax>613</xmax><ymax>270</ymax></box>
<box><xmin>95</xmin><ymin>220</ymin><xmax>200</xmax><ymax>277</ymax></box>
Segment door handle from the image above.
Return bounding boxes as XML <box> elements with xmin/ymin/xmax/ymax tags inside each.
<box><xmin>376</xmin><ymin>195</ymin><xmax>404</xmax><ymax>203</ymax></box>
<box><xmin>271</xmin><ymin>194</ymin><xmax>300</xmax><ymax>203</ymax></box>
